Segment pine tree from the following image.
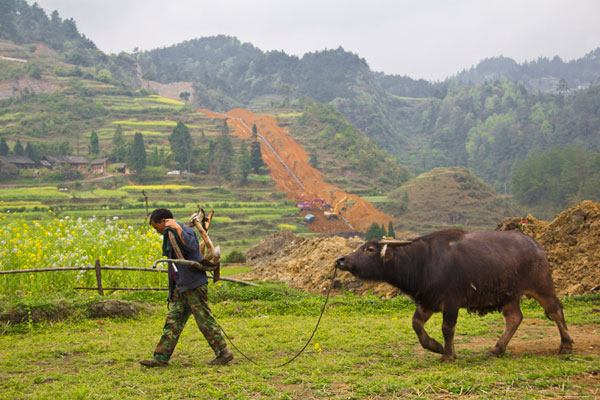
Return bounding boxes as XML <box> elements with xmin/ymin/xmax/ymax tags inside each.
<box><xmin>387</xmin><ymin>221</ymin><xmax>396</xmax><ymax>238</ymax></box>
<box><xmin>309</xmin><ymin>148</ymin><xmax>318</xmax><ymax>168</ymax></box>
<box><xmin>222</xmin><ymin>119</ymin><xmax>230</xmax><ymax>134</ymax></box>
<box><xmin>250</xmin><ymin>140</ymin><xmax>265</xmax><ymax>174</ymax></box>
<box><xmin>149</xmin><ymin>146</ymin><xmax>161</xmax><ymax>166</ymax></box>
<box><xmin>215</xmin><ymin>131</ymin><xmax>234</xmax><ymax>179</ymax></box>
<box><xmin>13</xmin><ymin>140</ymin><xmax>24</xmax><ymax>156</ymax></box>
<box><xmin>251</xmin><ymin>123</ymin><xmax>258</xmax><ymax>140</ymax></box>
<box><xmin>89</xmin><ymin>131</ymin><xmax>99</xmax><ymax>155</ymax></box>
<box><xmin>129</xmin><ymin>132</ymin><xmax>146</xmax><ymax>173</ymax></box>
<box><xmin>365</xmin><ymin>222</ymin><xmax>384</xmax><ymax>240</ymax></box>
<box><xmin>25</xmin><ymin>142</ymin><xmax>39</xmax><ymax>162</ymax></box>
<box><xmin>237</xmin><ymin>140</ymin><xmax>252</xmax><ymax>184</ymax></box>
<box><xmin>112</xmin><ymin>125</ymin><xmax>127</xmax><ymax>162</ymax></box>
<box><xmin>0</xmin><ymin>138</ymin><xmax>9</xmax><ymax>155</ymax></box>
<box><xmin>169</xmin><ymin>121</ymin><xmax>193</xmax><ymax>171</ymax></box>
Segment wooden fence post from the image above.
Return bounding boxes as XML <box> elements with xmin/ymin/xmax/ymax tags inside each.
<box><xmin>95</xmin><ymin>259</ymin><xmax>104</xmax><ymax>296</ymax></box>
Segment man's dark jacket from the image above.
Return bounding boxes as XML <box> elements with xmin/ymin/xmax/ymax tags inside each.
<box><xmin>162</xmin><ymin>222</ymin><xmax>207</xmax><ymax>299</ymax></box>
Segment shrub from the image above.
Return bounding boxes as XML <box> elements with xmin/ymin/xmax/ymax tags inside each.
<box><xmin>223</xmin><ymin>250</ymin><xmax>246</xmax><ymax>264</ymax></box>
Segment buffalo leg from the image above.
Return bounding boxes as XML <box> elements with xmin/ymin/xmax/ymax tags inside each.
<box><xmin>412</xmin><ymin>305</ymin><xmax>443</xmax><ymax>355</ymax></box>
<box><xmin>440</xmin><ymin>307</ymin><xmax>459</xmax><ymax>362</ymax></box>
<box><xmin>532</xmin><ymin>292</ymin><xmax>573</xmax><ymax>354</ymax></box>
<box><xmin>489</xmin><ymin>299</ymin><xmax>523</xmax><ymax>356</ymax></box>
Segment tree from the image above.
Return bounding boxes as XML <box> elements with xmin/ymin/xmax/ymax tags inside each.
<box><xmin>387</xmin><ymin>221</ymin><xmax>396</xmax><ymax>238</ymax></box>
<box><xmin>25</xmin><ymin>142</ymin><xmax>40</xmax><ymax>162</ymax></box>
<box><xmin>148</xmin><ymin>146</ymin><xmax>161</xmax><ymax>167</ymax></box>
<box><xmin>365</xmin><ymin>222</ymin><xmax>385</xmax><ymax>240</ymax></box>
<box><xmin>128</xmin><ymin>132</ymin><xmax>146</xmax><ymax>173</ymax></box>
<box><xmin>0</xmin><ymin>138</ymin><xmax>9</xmax><ymax>155</ymax></box>
<box><xmin>309</xmin><ymin>147</ymin><xmax>318</xmax><ymax>168</ymax></box>
<box><xmin>13</xmin><ymin>140</ymin><xmax>24</xmax><ymax>156</ymax></box>
<box><xmin>179</xmin><ymin>91</ymin><xmax>190</xmax><ymax>102</ymax></box>
<box><xmin>29</xmin><ymin>64</ymin><xmax>42</xmax><ymax>79</ymax></box>
<box><xmin>96</xmin><ymin>69</ymin><xmax>112</xmax><ymax>83</ymax></box>
<box><xmin>251</xmin><ymin>123</ymin><xmax>258</xmax><ymax>140</ymax></box>
<box><xmin>214</xmin><ymin>131</ymin><xmax>234</xmax><ymax>180</ymax></box>
<box><xmin>112</xmin><ymin>125</ymin><xmax>127</xmax><ymax>162</ymax></box>
<box><xmin>222</xmin><ymin>119</ymin><xmax>230</xmax><ymax>134</ymax></box>
<box><xmin>236</xmin><ymin>140</ymin><xmax>252</xmax><ymax>184</ymax></box>
<box><xmin>169</xmin><ymin>121</ymin><xmax>193</xmax><ymax>171</ymax></box>
<box><xmin>89</xmin><ymin>131</ymin><xmax>99</xmax><ymax>155</ymax></box>
<box><xmin>250</xmin><ymin>140</ymin><xmax>265</xmax><ymax>174</ymax></box>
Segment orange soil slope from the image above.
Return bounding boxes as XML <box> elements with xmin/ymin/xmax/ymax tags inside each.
<box><xmin>200</xmin><ymin>108</ymin><xmax>393</xmax><ymax>233</ymax></box>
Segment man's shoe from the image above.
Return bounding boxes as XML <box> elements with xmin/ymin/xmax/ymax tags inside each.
<box><xmin>139</xmin><ymin>358</ymin><xmax>168</xmax><ymax>367</ymax></box>
<box><xmin>208</xmin><ymin>348</ymin><xmax>233</xmax><ymax>365</ymax></box>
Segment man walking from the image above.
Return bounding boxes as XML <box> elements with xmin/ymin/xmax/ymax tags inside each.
<box><xmin>140</xmin><ymin>208</ymin><xmax>233</xmax><ymax>367</ymax></box>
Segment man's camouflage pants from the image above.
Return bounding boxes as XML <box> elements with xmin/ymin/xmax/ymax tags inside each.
<box><xmin>153</xmin><ymin>283</ymin><xmax>227</xmax><ymax>362</ymax></box>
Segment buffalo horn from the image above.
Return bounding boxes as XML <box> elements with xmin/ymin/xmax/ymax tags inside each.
<box><xmin>379</xmin><ymin>239</ymin><xmax>413</xmax><ymax>247</ymax></box>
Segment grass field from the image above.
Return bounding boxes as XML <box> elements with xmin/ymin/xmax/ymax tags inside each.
<box><xmin>0</xmin><ymin>285</ymin><xmax>598</xmax><ymax>399</ymax></box>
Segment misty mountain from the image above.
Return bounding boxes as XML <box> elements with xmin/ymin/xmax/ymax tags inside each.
<box><xmin>0</xmin><ymin>0</ymin><xmax>96</xmax><ymax>54</ymax></box>
<box><xmin>453</xmin><ymin>50</ymin><xmax>600</xmax><ymax>92</ymax></box>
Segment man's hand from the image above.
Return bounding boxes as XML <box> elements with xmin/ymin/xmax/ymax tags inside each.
<box><xmin>164</xmin><ymin>219</ymin><xmax>185</xmax><ymax>244</ymax></box>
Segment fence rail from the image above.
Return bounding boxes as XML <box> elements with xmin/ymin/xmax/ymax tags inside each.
<box><xmin>0</xmin><ymin>258</ymin><xmax>257</xmax><ymax>295</ymax></box>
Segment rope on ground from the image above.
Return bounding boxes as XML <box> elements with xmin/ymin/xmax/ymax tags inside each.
<box><xmin>217</xmin><ymin>266</ymin><xmax>338</xmax><ymax>368</ymax></box>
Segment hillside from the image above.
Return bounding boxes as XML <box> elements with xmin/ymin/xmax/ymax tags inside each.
<box><xmin>136</xmin><ymin>37</ymin><xmax>600</xmax><ymax>211</ymax></box>
<box><xmin>0</xmin><ymin>39</ymin><xmax>408</xmax><ymax>235</ymax></box>
<box><xmin>385</xmin><ymin>167</ymin><xmax>518</xmax><ymax>234</ymax></box>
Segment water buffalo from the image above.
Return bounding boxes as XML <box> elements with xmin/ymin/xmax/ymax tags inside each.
<box><xmin>335</xmin><ymin>228</ymin><xmax>573</xmax><ymax>361</ymax></box>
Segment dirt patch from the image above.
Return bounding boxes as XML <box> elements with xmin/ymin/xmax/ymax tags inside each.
<box><xmin>496</xmin><ymin>200</ymin><xmax>600</xmax><ymax>295</ymax></box>
<box><xmin>87</xmin><ymin>299</ymin><xmax>149</xmax><ymax>319</ymax></box>
<box><xmin>200</xmin><ymin>108</ymin><xmax>394</xmax><ymax>233</ymax></box>
<box><xmin>0</xmin><ymin>299</ymin><xmax>152</xmax><ymax>325</ymax></box>
<box><xmin>239</xmin><ymin>230</ymin><xmax>400</xmax><ymax>297</ymax></box>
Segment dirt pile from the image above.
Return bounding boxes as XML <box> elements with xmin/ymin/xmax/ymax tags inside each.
<box><xmin>239</xmin><ymin>201</ymin><xmax>600</xmax><ymax>297</ymax></box>
<box><xmin>496</xmin><ymin>200</ymin><xmax>600</xmax><ymax>296</ymax></box>
<box><xmin>238</xmin><ymin>230</ymin><xmax>401</xmax><ymax>298</ymax></box>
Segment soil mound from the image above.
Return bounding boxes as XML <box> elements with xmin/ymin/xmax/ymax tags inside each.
<box><xmin>239</xmin><ymin>201</ymin><xmax>600</xmax><ymax>297</ymax></box>
<box><xmin>496</xmin><ymin>200</ymin><xmax>600</xmax><ymax>296</ymax></box>
<box><xmin>238</xmin><ymin>230</ymin><xmax>400</xmax><ymax>298</ymax></box>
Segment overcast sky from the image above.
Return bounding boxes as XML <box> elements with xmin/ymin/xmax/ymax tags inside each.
<box><xmin>28</xmin><ymin>0</ymin><xmax>600</xmax><ymax>82</ymax></box>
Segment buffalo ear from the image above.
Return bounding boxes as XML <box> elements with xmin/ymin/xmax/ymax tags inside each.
<box><xmin>380</xmin><ymin>244</ymin><xmax>394</xmax><ymax>263</ymax></box>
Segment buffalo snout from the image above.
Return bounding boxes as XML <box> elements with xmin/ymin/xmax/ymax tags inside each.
<box><xmin>335</xmin><ymin>256</ymin><xmax>352</xmax><ymax>271</ymax></box>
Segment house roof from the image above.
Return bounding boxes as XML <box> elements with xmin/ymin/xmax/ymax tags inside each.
<box><xmin>43</xmin><ymin>155</ymin><xmax>89</xmax><ymax>165</ymax></box>
<box><xmin>90</xmin><ymin>158</ymin><xmax>109</xmax><ymax>165</ymax></box>
<box><xmin>0</xmin><ymin>155</ymin><xmax>35</xmax><ymax>165</ymax></box>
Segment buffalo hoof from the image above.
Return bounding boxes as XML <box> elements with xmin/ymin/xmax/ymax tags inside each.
<box><xmin>558</xmin><ymin>343</ymin><xmax>573</xmax><ymax>355</ymax></box>
<box><xmin>439</xmin><ymin>354</ymin><xmax>456</xmax><ymax>363</ymax></box>
<box><xmin>487</xmin><ymin>346</ymin><xmax>505</xmax><ymax>357</ymax></box>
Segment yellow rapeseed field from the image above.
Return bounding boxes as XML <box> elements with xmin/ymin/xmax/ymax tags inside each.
<box><xmin>0</xmin><ymin>214</ymin><xmax>166</xmax><ymax>298</ymax></box>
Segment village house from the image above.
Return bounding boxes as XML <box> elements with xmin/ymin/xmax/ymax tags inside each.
<box><xmin>90</xmin><ymin>157</ymin><xmax>110</xmax><ymax>174</ymax></box>
<box><xmin>0</xmin><ymin>155</ymin><xmax>36</xmax><ymax>169</ymax></box>
<box><xmin>43</xmin><ymin>155</ymin><xmax>89</xmax><ymax>170</ymax></box>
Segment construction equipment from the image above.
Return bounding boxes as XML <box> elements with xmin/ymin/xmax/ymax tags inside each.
<box><xmin>324</xmin><ymin>196</ymin><xmax>348</xmax><ymax>219</ymax></box>
<box><xmin>297</xmin><ymin>196</ymin><xmax>325</xmax><ymax>211</ymax></box>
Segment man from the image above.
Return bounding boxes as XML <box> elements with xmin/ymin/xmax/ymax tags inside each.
<box><xmin>139</xmin><ymin>208</ymin><xmax>233</xmax><ymax>367</ymax></box>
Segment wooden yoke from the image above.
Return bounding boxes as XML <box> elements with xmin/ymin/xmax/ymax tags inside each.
<box><xmin>189</xmin><ymin>207</ymin><xmax>220</xmax><ymax>282</ymax></box>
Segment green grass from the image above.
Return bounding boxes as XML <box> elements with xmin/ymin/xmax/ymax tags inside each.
<box><xmin>0</xmin><ymin>288</ymin><xmax>598</xmax><ymax>399</ymax></box>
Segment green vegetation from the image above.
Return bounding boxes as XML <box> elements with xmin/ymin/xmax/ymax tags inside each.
<box><xmin>0</xmin><ymin>284</ymin><xmax>598</xmax><ymax>399</ymax></box>
<box><xmin>512</xmin><ymin>145</ymin><xmax>600</xmax><ymax>219</ymax></box>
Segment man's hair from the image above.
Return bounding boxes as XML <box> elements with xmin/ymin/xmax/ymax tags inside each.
<box><xmin>149</xmin><ymin>208</ymin><xmax>173</xmax><ymax>224</ymax></box>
